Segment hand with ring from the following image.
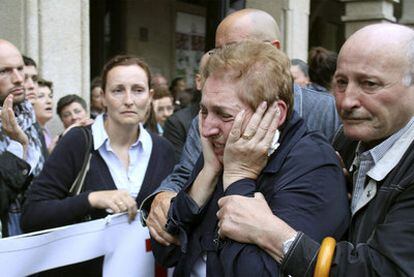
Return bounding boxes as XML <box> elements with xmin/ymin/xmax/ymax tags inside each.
<box><xmin>222</xmin><ymin>100</ymin><xmax>284</xmax><ymax>190</ymax></box>
<box><xmin>88</xmin><ymin>189</ymin><xmax>138</xmax><ymax>222</ymax></box>
<box><xmin>241</xmin><ymin>133</ymin><xmax>254</xmax><ymax>140</ymax></box>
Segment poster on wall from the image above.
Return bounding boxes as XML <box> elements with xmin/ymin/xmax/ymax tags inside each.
<box><xmin>175</xmin><ymin>12</ymin><xmax>205</xmax><ymax>88</ymax></box>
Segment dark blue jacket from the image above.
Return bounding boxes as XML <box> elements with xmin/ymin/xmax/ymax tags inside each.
<box><xmin>153</xmin><ymin>112</ymin><xmax>350</xmax><ymax>276</ymax></box>
<box><xmin>21</xmin><ymin>126</ymin><xmax>175</xmax><ymax>276</ymax></box>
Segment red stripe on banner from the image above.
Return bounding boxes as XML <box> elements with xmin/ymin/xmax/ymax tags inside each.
<box><xmin>146</xmin><ymin>239</ymin><xmax>152</xmax><ymax>252</ymax></box>
<box><xmin>147</xmin><ymin>238</ymin><xmax>168</xmax><ymax>277</ymax></box>
<box><xmin>155</xmin><ymin>264</ymin><xmax>168</xmax><ymax>277</ymax></box>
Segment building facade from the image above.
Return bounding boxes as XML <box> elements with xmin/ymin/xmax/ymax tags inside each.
<box><xmin>0</xmin><ymin>0</ymin><xmax>411</xmax><ymax>135</ymax></box>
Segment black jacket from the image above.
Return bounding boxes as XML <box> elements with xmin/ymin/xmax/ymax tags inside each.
<box><xmin>0</xmin><ymin>152</ymin><xmax>31</xmax><ymax>236</ymax></box>
<box><xmin>163</xmin><ymin>104</ymin><xmax>199</xmax><ymax>162</ymax></box>
<box><xmin>282</xmin><ymin>132</ymin><xmax>414</xmax><ymax>276</ymax></box>
<box><xmin>154</xmin><ymin>112</ymin><xmax>350</xmax><ymax>276</ymax></box>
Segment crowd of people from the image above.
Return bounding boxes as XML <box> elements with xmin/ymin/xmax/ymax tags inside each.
<box><xmin>1</xmin><ymin>7</ymin><xmax>414</xmax><ymax>277</ymax></box>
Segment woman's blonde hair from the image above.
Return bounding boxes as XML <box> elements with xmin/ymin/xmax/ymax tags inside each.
<box><xmin>202</xmin><ymin>41</ymin><xmax>294</xmax><ymax>118</ymax></box>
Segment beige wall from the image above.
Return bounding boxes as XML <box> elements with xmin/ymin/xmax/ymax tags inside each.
<box><xmin>122</xmin><ymin>0</ymin><xmax>175</xmax><ymax>82</ymax></box>
<box><xmin>120</xmin><ymin>0</ymin><xmax>205</xmax><ymax>84</ymax></box>
<box><xmin>0</xmin><ymin>0</ymin><xmax>90</xmax><ymax>136</ymax></box>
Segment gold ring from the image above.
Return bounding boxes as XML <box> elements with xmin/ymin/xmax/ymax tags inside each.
<box><xmin>242</xmin><ymin>133</ymin><xmax>253</xmax><ymax>140</ymax></box>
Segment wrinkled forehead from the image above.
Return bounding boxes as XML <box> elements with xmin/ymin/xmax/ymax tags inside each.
<box><xmin>337</xmin><ymin>38</ymin><xmax>407</xmax><ymax>75</ymax></box>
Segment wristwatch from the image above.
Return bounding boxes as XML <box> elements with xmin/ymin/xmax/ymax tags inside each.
<box><xmin>282</xmin><ymin>233</ymin><xmax>298</xmax><ymax>256</ymax></box>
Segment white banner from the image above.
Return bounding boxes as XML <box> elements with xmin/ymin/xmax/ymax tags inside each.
<box><xmin>0</xmin><ymin>213</ymin><xmax>162</xmax><ymax>276</ymax></box>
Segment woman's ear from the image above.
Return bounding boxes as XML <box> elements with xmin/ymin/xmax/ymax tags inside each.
<box><xmin>276</xmin><ymin>100</ymin><xmax>288</xmax><ymax>127</ymax></box>
<box><xmin>149</xmin><ymin>88</ymin><xmax>154</xmax><ymax>101</ymax></box>
<box><xmin>195</xmin><ymin>73</ymin><xmax>202</xmax><ymax>91</ymax></box>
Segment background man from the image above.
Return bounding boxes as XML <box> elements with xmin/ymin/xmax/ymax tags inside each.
<box><xmin>217</xmin><ymin>23</ymin><xmax>414</xmax><ymax>276</ymax></box>
<box><xmin>163</xmin><ymin>51</ymin><xmax>208</xmax><ymax>161</ymax></box>
<box><xmin>0</xmin><ymin>40</ymin><xmax>45</xmax><ymax>237</ymax></box>
<box><xmin>151</xmin><ymin>73</ymin><xmax>169</xmax><ymax>90</ymax></box>
<box><xmin>90</xmin><ymin>76</ymin><xmax>104</xmax><ymax>119</ymax></box>
<box><xmin>152</xmin><ymin>86</ymin><xmax>174</xmax><ymax>135</ymax></box>
<box><xmin>22</xmin><ymin>55</ymin><xmax>39</xmax><ymax>105</ymax></box>
<box><xmin>290</xmin><ymin>58</ymin><xmax>310</xmax><ymax>88</ymax></box>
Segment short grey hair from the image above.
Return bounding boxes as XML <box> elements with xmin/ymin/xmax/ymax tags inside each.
<box><xmin>291</xmin><ymin>59</ymin><xmax>309</xmax><ymax>77</ymax></box>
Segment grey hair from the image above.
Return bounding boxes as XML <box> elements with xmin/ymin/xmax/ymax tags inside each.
<box><xmin>291</xmin><ymin>59</ymin><xmax>309</xmax><ymax>77</ymax></box>
<box><xmin>403</xmin><ymin>35</ymin><xmax>414</xmax><ymax>87</ymax></box>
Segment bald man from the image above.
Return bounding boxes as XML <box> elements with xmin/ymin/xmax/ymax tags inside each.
<box><xmin>217</xmin><ymin>23</ymin><xmax>414</xmax><ymax>276</ymax></box>
<box><xmin>0</xmin><ymin>39</ymin><xmax>45</xmax><ymax>237</ymax></box>
<box><xmin>144</xmin><ymin>8</ymin><xmax>341</xmax><ymax>247</ymax></box>
<box><xmin>215</xmin><ymin>9</ymin><xmax>340</xmax><ymax>139</ymax></box>
<box><xmin>163</xmin><ymin>51</ymin><xmax>210</xmax><ymax>161</ymax></box>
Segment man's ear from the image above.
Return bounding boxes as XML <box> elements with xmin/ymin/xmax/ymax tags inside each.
<box><xmin>276</xmin><ymin>100</ymin><xmax>288</xmax><ymax>127</ymax></box>
<box><xmin>271</xmin><ymin>40</ymin><xmax>281</xmax><ymax>50</ymax></box>
<box><xmin>195</xmin><ymin>73</ymin><xmax>202</xmax><ymax>91</ymax></box>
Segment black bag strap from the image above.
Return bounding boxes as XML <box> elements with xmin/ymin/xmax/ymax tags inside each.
<box><xmin>69</xmin><ymin>127</ymin><xmax>93</xmax><ymax>196</ymax></box>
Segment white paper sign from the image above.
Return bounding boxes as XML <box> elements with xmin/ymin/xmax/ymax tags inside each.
<box><xmin>0</xmin><ymin>213</ymin><xmax>159</xmax><ymax>276</ymax></box>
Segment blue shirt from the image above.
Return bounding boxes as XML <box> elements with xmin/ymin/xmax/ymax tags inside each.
<box><xmin>91</xmin><ymin>114</ymin><xmax>153</xmax><ymax>198</ymax></box>
<box><xmin>351</xmin><ymin>117</ymin><xmax>414</xmax><ymax>215</ymax></box>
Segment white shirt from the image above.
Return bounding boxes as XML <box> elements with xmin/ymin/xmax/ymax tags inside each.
<box><xmin>91</xmin><ymin>114</ymin><xmax>153</xmax><ymax>197</ymax></box>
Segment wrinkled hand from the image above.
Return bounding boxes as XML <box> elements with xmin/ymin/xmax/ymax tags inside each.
<box><xmin>217</xmin><ymin>192</ymin><xmax>274</xmax><ymax>244</ymax></box>
<box><xmin>217</xmin><ymin>192</ymin><xmax>296</xmax><ymax>262</ymax></box>
<box><xmin>0</xmin><ymin>94</ymin><xmax>29</xmax><ymax>147</ymax></box>
<box><xmin>62</xmin><ymin>118</ymin><xmax>95</xmax><ymax>136</ymax></box>
<box><xmin>222</xmin><ymin>101</ymin><xmax>280</xmax><ymax>190</ymax></box>
<box><xmin>146</xmin><ymin>191</ymin><xmax>179</xmax><ymax>246</ymax></box>
<box><xmin>88</xmin><ymin>189</ymin><xmax>138</xmax><ymax>222</ymax></box>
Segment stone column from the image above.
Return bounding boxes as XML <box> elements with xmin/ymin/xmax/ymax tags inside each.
<box><xmin>341</xmin><ymin>0</ymin><xmax>399</xmax><ymax>38</ymax></box>
<box><xmin>399</xmin><ymin>0</ymin><xmax>414</xmax><ymax>28</ymax></box>
<box><xmin>281</xmin><ymin>0</ymin><xmax>310</xmax><ymax>61</ymax></box>
<box><xmin>38</xmin><ymin>0</ymin><xmax>90</xmax><ymax>135</ymax></box>
<box><xmin>0</xmin><ymin>0</ymin><xmax>90</xmax><ymax>135</ymax></box>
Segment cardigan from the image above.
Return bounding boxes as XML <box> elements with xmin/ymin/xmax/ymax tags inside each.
<box><xmin>21</xmin><ymin>126</ymin><xmax>175</xmax><ymax>276</ymax></box>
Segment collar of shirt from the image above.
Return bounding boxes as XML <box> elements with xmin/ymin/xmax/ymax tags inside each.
<box><xmin>368</xmin><ymin>117</ymin><xmax>414</xmax><ymax>181</ymax></box>
<box><xmin>157</xmin><ymin>123</ymin><xmax>164</xmax><ymax>135</ymax></box>
<box><xmin>351</xmin><ymin>117</ymin><xmax>414</xmax><ymax>181</ymax></box>
<box><xmin>91</xmin><ymin>113</ymin><xmax>151</xmax><ymax>152</ymax></box>
<box><xmin>349</xmin><ymin>117</ymin><xmax>414</xmax><ymax>214</ymax></box>
<box><xmin>91</xmin><ymin>113</ymin><xmax>153</xmax><ymax>197</ymax></box>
